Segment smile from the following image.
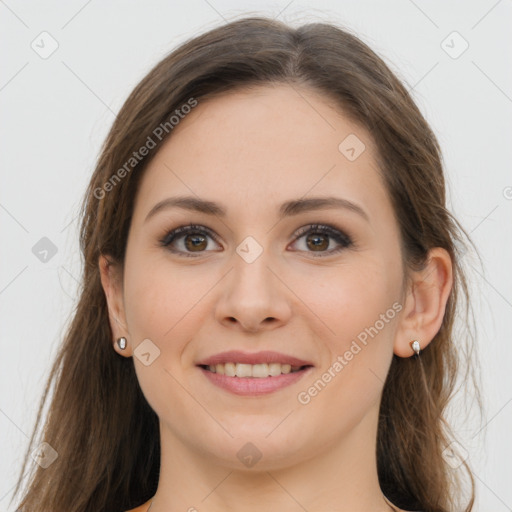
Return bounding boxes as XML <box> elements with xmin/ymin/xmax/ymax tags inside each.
<box><xmin>198</xmin><ymin>364</ymin><xmax>313</xmax><ymax>396</ymax></box>
<box><xmin>199</xmin><ymin>362</ymin><xmax>309</xmax><ymax>378</ymax></box>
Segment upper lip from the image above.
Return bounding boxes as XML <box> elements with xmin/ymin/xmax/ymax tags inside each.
<box><xmin>196</xmin><ymin>350</ymin><xmax>314</xmax><ymax>367</ymax></box>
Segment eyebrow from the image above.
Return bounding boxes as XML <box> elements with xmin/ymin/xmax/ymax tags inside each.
<box><xmin>144</xmin><ymin>195</ymin><xmax>370</xmax><ymax>223</ymax></box>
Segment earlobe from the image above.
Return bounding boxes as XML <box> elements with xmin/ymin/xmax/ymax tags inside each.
<box><xmin>98</xmin><ymin>254</ymin><xmax>132</xmax><ymax>356</ymax></box>
<box><xmin>393</xmin><ymin>247</ymin><xmax>453</xmax><ymax>358</ymax></box>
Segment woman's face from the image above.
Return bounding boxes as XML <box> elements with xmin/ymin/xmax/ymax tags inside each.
<box><xmin>113</xmin><ymin>84</ymin><xmax>407</xmax><ymax>468</ymax></box>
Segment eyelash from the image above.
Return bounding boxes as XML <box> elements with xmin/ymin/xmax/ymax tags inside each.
<box><xmin>159</xmin><ymin>223</ymin><xmax>354</xmax><ymax>258</ymax></box>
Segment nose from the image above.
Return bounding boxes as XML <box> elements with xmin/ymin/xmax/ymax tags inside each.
<box><xmin>214</xmin><ymin>248</ymin><xmax>292</xmax><ymax>333</ymax></box>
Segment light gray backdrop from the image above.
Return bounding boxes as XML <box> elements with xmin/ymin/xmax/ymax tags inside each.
<box><xmin>1</xmin><ymin>1</ymin><xmax>511</xmax><ymax>510</ymax></box>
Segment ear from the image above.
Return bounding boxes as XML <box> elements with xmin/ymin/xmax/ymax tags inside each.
<box><xmin>99</xmin><ymin>254</ymin><xmax>132</xmax><ymax>357</ymax></box>
<box><xmin>394</xmin><ymin>247</ymin><xmax>453</xmax><ymax>358</ymax></box>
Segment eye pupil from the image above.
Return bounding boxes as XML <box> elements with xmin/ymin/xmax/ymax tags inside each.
<box><xmin>307</xmin><ymin>233</ymin><xmax>328</xmax><ymax>251</ymax></box>
<box><xmin>185</xmin><ymin>234</ymin><xmax>207</xmax><ymax>251</ymax></box>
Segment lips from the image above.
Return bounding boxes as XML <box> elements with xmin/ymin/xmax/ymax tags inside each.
<box><xmin>196</xmin><ymin>350</ymin><xmax>314</xmax><ymax>367</ymax></box>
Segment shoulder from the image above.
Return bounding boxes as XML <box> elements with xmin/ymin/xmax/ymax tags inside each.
<box><xmin>125</xmin><ymin>499</ymin><xmax>152</xmax><ymax>512</ymax></box>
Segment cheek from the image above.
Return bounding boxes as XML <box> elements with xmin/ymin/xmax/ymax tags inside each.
<box><xmin>123</xmin><ymin>252</ymin><xmax>197</xmax><ymax>347</ymax></box>
<box><xmin>296</xmin><ymin>262</ymin><xmax>399</xmax><ymax>412</ymax></box>
<box><xmin>299</xmin><ymin>261</ymin><xmax>399</xmax><ymax>348</ymax></box>
<box><xmin>122</xmin><ymin>255</ymin><xmax>208</xmax><ymax>411</ymax></box>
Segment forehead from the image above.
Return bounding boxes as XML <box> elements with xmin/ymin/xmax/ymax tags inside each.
<box><xmin>166</xmin><ymin>83</ymin><xmax>375</xmax><ymax>171</ymax></box>
<box><xmin>133</xmin><ymin>84</ymin><xmax>393</xmax><ymax>228</ymax></box>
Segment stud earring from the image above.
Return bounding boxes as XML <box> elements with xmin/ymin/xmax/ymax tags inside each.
<box><xmin>116</xmin><ymin>337</ymin><xmax>127</xmax><ymax>350</ymax></box>
<box><xmin>410</xmin><ymin>340</ymin><xmax>421</xmax><ymax>356</ymax></box>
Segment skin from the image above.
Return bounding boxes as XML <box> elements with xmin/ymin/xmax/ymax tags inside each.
<box><xmin>99</xmin><ymin>83</ymin><xmax>453</xmax><ymax>512</ymax></box>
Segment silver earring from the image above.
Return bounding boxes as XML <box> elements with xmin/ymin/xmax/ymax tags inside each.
<box><xmin>410</xmin><ymin>340</ymin><xmax>421</xmax><ymax>356</ymax></box>
<box><xmin>116</xmin><ymin>337</ymin><xmax>127</xmax><ymax>350</ymax></box>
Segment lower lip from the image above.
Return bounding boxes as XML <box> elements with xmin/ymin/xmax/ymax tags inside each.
<box><xmin>198</xmin><ymin>366</ymin><xmax>313</xmax><ymax>396</ymax></box>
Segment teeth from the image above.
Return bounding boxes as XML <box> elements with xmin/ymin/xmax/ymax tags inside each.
<box><xmin>236</xmin><ymin>363</ymin><xmax>252</xmax><ymax>377</ymax></box>
<box><xmin>269</xmin><ymin>363</ymin><xmax>283</xmax><ymax>376</ymax></box>
<box><xmin>224</xmin><ymin>363</ymin><xmax>236</xmax><ymax>377</ymax></box>
<box><xmin>253</xmin><ymin>363</ymin><xmax>270</xmax><ymax>378</ymax></box>
<box><xmin>205</xmin><ymin>362</ymin><xmax>301</xmax><ymax>377</ymax></box>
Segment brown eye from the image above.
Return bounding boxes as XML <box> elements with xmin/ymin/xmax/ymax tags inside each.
<box><xmin>160</xmin><ymin>224</ymin><xmax>221</xmax><ymax>257</ymax></box>
<box><xmin>184</xmin><ymin>233</ymin><xmax>208</xmax><ymax>252</ymax></box>
<box><xmin>290</xmin><ymin>224</ymin><xmax>353</xmax><ymax>256</ymax></box>
<box><xmin>305</xmin><ymin>233</ymin><xmax>330</xmax><ymax>251</ymax></box>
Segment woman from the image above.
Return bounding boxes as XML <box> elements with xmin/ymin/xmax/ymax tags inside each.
<box><xmin>13</xmin><ymin>16</ymin><xmax>478</xmax><ymax>512</ymax></box>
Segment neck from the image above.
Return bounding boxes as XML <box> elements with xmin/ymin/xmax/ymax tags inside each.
<box><xmin>149</xmin><ymin>403</ymin><xmax>397</xmax><ymax>512</ymax></box>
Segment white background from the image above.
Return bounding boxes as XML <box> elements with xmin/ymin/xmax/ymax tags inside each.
<box><xmin>1</xmin><ymin>1</ymin><xmax>511</xmax><ymax>510</ymax></box>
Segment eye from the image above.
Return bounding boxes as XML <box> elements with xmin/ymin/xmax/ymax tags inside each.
<box><xmin>159</xmin><ymin>224</ymin><xmax>221</xmax><ymax>257</ymax></box>
<box><xmin>159</xmin><ymin>223</ymin><xmax>354</xmax><ymax>258</ymax></box>
<box><xmin>289</xmin><ymin>224</ymin><xmax>353</xmax><ymax>257</ymax></box>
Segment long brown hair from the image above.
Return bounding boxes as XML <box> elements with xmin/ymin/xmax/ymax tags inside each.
<box><xmin>12</xmin><ymin>15</ymin><xmax>480</xmax><ymax>512</ymax></box>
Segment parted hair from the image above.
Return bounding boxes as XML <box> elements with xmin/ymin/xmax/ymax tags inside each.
<box><xmin>13</xmin><ymin>16</ymin><xmax>479</xmax><ymax>512</ymax></box>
